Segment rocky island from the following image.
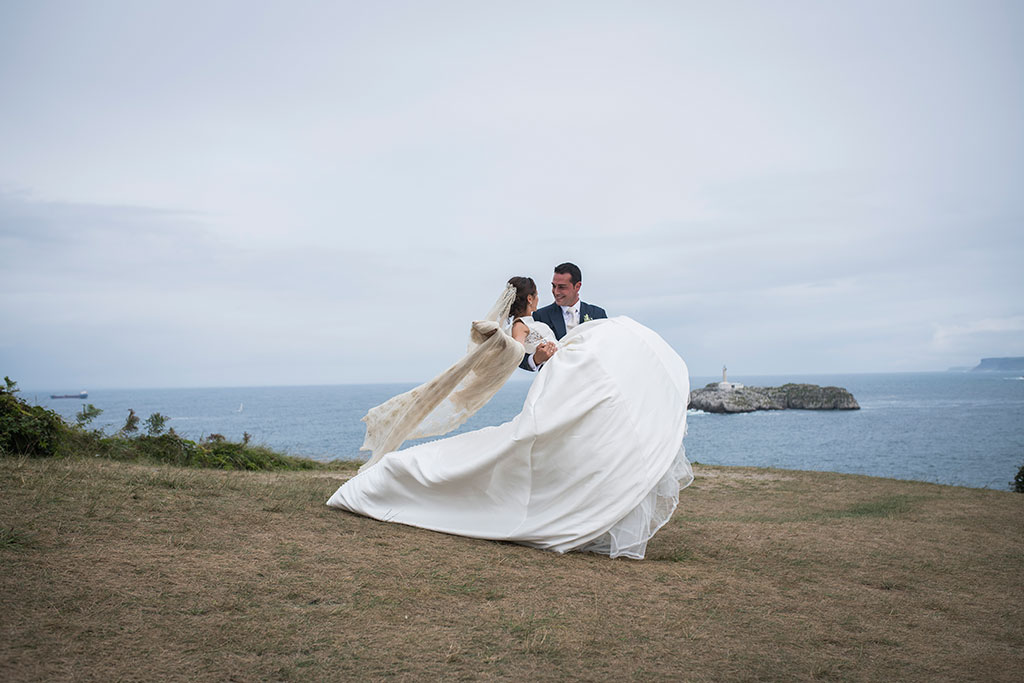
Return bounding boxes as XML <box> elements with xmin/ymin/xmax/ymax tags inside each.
<box><xmin>689</xmin><ymin>382</ymin><xmax>860</xmax><ymax>414</ymax></box>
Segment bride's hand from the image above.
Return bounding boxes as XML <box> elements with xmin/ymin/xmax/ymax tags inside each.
<box><xmin>534</xmin><ymin>342</ymin><xmax>557</xmax><ymax>365</ymax></box>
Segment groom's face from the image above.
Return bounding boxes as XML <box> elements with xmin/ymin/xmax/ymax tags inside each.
<box><xmin>551</xmin><ymin>272</ymin><xmax>581</xmax><ymax>307</ymax></box>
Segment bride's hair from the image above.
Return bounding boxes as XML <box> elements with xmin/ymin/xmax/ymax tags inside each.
<box><xmin>507</xmin><ymin>276</ymin><xmax>537</xmax><ymax>318</ymax></box>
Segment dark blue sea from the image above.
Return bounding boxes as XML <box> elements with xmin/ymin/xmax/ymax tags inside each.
<box><xmin>26</xmin><ymin>372</ymin><xmax>1024</xmax><ymax>490</ymax></box>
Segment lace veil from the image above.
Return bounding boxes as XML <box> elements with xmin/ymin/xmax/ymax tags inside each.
<box><xmin>358</xmin><ymin>284</ymin><xmax>524</xmax><ymax>472</ymax></box>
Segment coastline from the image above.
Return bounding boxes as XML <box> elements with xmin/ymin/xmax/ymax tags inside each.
<box><xmin>23</xmin><ymin>371</ymin><xmax>1023</xmax><ymax>490</ymax></box>
<box><xmin>3</xmin><ymin>455</ymin><xmax>1021</xmax><ymax>681</ymax></box>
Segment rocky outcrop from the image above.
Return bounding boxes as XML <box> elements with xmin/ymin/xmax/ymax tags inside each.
<box><xmin>971</xmin><ymin>357</ymin><xmax>1024</xmax><ymax>372</ymax></box>
<box><xmin>688</xmin><ymin>383</ymin><xmax>860</xmax><ymax>414</ymax></box>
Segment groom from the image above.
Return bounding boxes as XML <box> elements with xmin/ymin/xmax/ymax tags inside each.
<box><xmin>521</xmin><ymin>262</ymin><xmax>608</xmax><ymax>371</ymax></box>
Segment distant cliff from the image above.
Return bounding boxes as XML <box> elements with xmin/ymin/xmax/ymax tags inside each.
<box><xmin>689</xmin><ymin>383</ymin><xmax>860</xmax><ymax>414</ymax></box>
<box><xmin>971</xmin><ymin>357</ymin><xmax>1024</xmax><ymax>372</ymax></box>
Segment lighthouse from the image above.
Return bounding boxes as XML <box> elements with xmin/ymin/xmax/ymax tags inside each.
<box><xmin>718</xmin><ymin>365</ymin><xmax>744</xmax><ymax>391</ymax></box>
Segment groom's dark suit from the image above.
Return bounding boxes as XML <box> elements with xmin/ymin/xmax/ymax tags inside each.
<box><xmin>519</xmin><ymin>301</ymin><xmax>608</xmax><ymax>371</ymax></box>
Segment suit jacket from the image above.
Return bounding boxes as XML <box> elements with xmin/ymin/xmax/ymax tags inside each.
<box><xmin>519</xmin><ymin>301</ymin><xmax>608</xmax><ymax>371</ymax></box>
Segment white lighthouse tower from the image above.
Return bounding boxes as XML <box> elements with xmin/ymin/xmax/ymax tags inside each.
<box><xmin>718</xmin><ymin>365</ymin><xmax>743</xmax><ymax>391</ymax></box>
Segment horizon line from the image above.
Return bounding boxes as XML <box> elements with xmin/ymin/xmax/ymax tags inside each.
<box><xmin>18</xmin><ymin>369</ymin><xmax>987</xmax><ymax>393</ymax></box>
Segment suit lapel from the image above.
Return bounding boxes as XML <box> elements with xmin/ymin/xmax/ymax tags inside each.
<box><xmin>551</xmin><ymin>306</ymin><xmax>567</xmax><ymax>340</ymax></box>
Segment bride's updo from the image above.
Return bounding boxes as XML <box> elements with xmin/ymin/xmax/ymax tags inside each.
<box><xmin>508</xmin><ymin>276</ymin><xmax>537</xmax><ymax>318</ymax></box>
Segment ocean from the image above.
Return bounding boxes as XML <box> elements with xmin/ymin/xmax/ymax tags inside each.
<box><xmin>26</xmin><ymin>371</ymin><xmax>1024</xmax><ymax>491</ymax></box>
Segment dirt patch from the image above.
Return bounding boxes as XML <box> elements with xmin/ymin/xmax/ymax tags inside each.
<box><xmin>693</xmin><ymin>464</ymin><xmax>797</xmax><ymax>481</ymax></box>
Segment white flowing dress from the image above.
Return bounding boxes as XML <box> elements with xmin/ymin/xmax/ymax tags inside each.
<box><xmin>327</xmin><ymin>316</ymin><xmax>693</xmax><ymax>559</ymax></box>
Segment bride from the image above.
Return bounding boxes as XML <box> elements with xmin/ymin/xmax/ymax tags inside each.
<box><xmin>505</xmin><ymin>275</ymin><xmax>558</xmax><ymax>368</ymax></box>
<box><xmin>327</xmin><ymin>278</ymin><xmax>693</xmax><ymax>559</ymax></box>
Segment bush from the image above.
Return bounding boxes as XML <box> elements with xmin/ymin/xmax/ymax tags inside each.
<box><xmin>120</xmin><ymin>409</ymin><xmax>140</xmax><ymax>435</ymax></box>
<box><xmin>0</xmin><ymin>391</ymin><xmax>65</xmax><ymax>458</ymax></box>
<box><xmin>76</xmin><ymin>404</ymin><xmax>103</xmax><ymax>427</ymax></box>
<box><xmin>1013</xmin><ymin>464</ymin><xmax>1024</xmax><ymax>493</ymax></box>
<box><xmin>90</xmin><ymin>431</ymin><xmax>325</xmax><ymax>471</ymax></box>
<box><xmin>144</xmin><ymin>413</ymin><xmax>169</xmax><ymax>436</ymax></box>
<box><xmin>134</xmin><ymin>433</ymin><xmax>203</xmax><ymax>467</ymax></box>
<box><xmin>200</xmin><ymin>441</ymin><xmax>297</xmax><ymax>470</ymax></box>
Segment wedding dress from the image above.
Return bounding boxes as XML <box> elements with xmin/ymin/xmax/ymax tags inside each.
<box><xmin>327</xmin><ymin>295</ymin><xmax>693</xmax><ymax>559</ymax></box>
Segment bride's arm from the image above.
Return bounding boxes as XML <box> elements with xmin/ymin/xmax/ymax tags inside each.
<box><xmin>513</xmin><ymin>320</ymin><xmax>555</xmax><ymax>368</ymax></box>
<box><xmin>511</xmin><ymin>320</ymin><xmax>529</xmax><ymax>344</ymax></box>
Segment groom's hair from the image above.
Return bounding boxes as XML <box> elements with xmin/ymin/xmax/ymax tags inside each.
<box><xmin>554</xmin><ymin>262</ymin><xmax>582</xmax><ymax>285</ymax></box>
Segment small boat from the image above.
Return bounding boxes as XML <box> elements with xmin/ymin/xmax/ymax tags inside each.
<box><xmin>51</xmin><ymin>391</ymin><xmax>88</xmax><ymax>399</ymax></box>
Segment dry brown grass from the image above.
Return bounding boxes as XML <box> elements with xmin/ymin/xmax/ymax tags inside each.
<box><xmin>2</xmin><ymin>456</ymin><xmax>1022</xmax><ymax>681</ymax></box>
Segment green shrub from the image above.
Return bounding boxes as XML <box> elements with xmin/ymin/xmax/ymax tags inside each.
<box><xmin>100</xmin><ymin>432</ymin><xmax>325</xmax><ymax>471</ymax></box>
<box><xmin>76</xmin><ymin>404</ymin><xmax>103</xmax><ymax>427</ymax></box>
<box><xmin>194</xmin><ymin>439</ymin><xmax>322</xmax><ymax>471</ymax></box>
<box><xmin>135</xmin><ymin>433</ymin><xmax>202</xmax><ymax>466</ymax></box>
<box><xmin>0</xmin><ymin>391</ymin><xmax>65</xmax><ymax>458</ymax></box>
<box><xmin>144</xmin><ymin>412</ymin><xmax>169</xmax><ymax>436</ymax></box>
<box><xmin>120</xmin><ymin>409</ymin><xmax>140</xmax><ymax>435</ymax></box>
<box><xmin>1013</xmin><ymin>464</ymin><xmax>1024</xmax><ymax>493</ymax></box>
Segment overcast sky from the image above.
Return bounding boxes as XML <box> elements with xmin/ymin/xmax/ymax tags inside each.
<box><xmin>1</xmin><ymin>0</ymin><xmax>1022</xmax><ymax>389</ymax></box>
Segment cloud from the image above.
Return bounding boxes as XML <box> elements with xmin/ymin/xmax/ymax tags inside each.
<box><xmin>932</xmin><ymin>316</ymin><xmax>1024</xmax><ymax>352</ymax></box>
<box><xmin>1</xmin><ymin>2</ymin><xmax>1023</xmax><ymax>386</ymax></box>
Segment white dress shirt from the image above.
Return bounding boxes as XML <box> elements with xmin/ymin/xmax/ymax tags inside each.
<box><xmin>528</xmin><ymin>301</ymin><xmax>581</xmax><ymax>370</ymax></box>
<box><xmin>562</xmin><ymin>302</ymin><xmax>580</xmax><ymax>333</ymax></box>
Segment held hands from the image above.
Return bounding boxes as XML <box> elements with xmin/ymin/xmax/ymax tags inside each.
<box><xmin>533</xmin><ymin>341</ymin><xmax>558</xmax><ymax>365</ymax></box>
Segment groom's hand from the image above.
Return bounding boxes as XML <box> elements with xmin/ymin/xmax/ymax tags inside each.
<box><xmin>534</xmin><ymin>342</ymin><xmax>557</xmax><ymax>365</ymax></box>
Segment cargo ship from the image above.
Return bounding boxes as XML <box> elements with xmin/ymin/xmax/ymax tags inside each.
<box><xmin>51</xmin><ymin>391</ymin><xmax>88</xmax><ymax>399</ymax></box>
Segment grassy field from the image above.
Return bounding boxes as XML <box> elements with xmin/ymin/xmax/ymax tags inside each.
<box><xmin>2</xmin><ymin>455</ymin><xmax>1022</xmax><ymax>681</ymax></box>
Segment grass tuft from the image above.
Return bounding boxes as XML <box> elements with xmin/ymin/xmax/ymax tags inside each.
<box><xmin>649</xmin><ymin>548</ymin><xmax>696</xmax><ymax>562</ymax></box>
<box><xmin>0</xmin><ymin>526</ymin><xmax>35</xmax><ymax>550</ymax></box>
<box><xmin>839</xmin><ymin>494</ymin><xmax>916</xmax><ymax>518</ymax></box>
